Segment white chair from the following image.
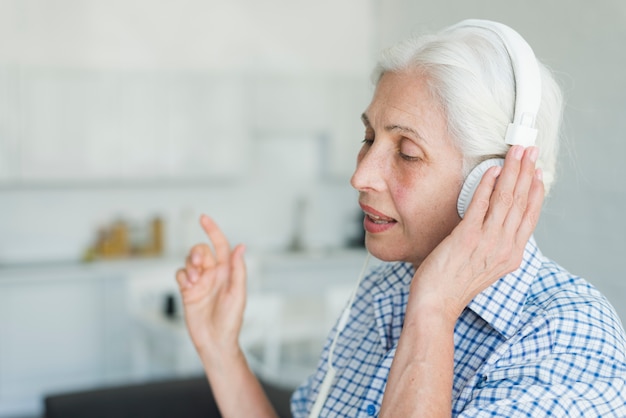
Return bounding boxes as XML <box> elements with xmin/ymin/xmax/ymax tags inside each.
<box><xmin>240</xmin><ymin>292</ymin><xmax>284</xmax><ymax>380</ymax></box>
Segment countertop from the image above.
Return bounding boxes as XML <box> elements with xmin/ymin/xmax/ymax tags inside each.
<box><xmin>0</xmin><ymin>247</ymin><xmax>370</xmax><ymax>283</ymax></box>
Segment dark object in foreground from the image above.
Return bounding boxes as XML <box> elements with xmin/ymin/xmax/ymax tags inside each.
<box><xmin>44</xmin><ymin>375</ymin><xmax>293</xmax><ymax>418</ymax></box>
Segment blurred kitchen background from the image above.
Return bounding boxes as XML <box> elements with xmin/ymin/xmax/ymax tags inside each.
<box><xmin>1</xmin><ymin>0</ymin><xmax>625</xmax><ymax>416</ymax></box>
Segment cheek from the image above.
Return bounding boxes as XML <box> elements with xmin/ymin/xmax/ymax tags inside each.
<box><xmin>390</xmin><ymin>173</ymin><xmax>424</xmax><ymax>222</ymax></box>
<box><xmin>392</xmin><ymin>171</ymin><xmax>460</xmax><ymax>232</ymax></box>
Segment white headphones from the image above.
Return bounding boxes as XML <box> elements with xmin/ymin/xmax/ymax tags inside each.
<box><xmin>456</xmin><ymin>19</ymin><xmax>542</xmax><ymax>218</ymax></box>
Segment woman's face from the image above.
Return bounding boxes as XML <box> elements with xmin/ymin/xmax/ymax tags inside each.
<box><xmin>350</xmin><ymin>70</ymin><xmax>465</xmax><ymax>267</ymax></box>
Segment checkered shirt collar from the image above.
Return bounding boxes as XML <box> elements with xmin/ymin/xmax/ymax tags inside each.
<box><xmin>368</xmin><ymin>237</ymin><xmax>543</xmax><ymax>340</ymax></box>
<box><xmin>467</xmin><ymin>237</ymin><xmax>543</xmax><ymax>339</ymax></box>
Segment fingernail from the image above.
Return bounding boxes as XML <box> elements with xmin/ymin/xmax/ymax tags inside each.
<box><xmin>512</xmin><ymin>145</ymin><xmax>524</xmax><ymax>160</ymax></box>
<box><xmin>529</xmin><ymin>147</ymin><xmax>539</xmax><ymax>163</ymax></box>
<box><xmin>192</xmin><ymin>252</ymin><xmax>201</xmax><ymax>265</ymax></box>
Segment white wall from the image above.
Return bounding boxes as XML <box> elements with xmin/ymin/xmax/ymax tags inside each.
<box><xmin>377</xmin><ymin>0</ymin><xmax>626</xmax><ymax>319</ymax></box>
<box><xmin>0</xmin><ymin>0</ymin><xmax>374</xmax><ymax>73</ymax></box>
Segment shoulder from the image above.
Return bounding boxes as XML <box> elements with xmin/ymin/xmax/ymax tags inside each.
<box><xmin>529</xmin><ymin>260</ymin><xmax>624</xmax><ymax>340</ymax></box>
<box><xmin>516</xmin><ymin>257</ymin><xmax>626</xmax><ymax>365</ymax></box>
<box><xmin>461</xmin><ymin>258</ymin><xmax>626</xmax><ymax>415</ymax></box>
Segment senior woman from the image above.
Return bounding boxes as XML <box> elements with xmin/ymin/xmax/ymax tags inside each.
<box><xmin>176</xmin><ymin>20</ymin><xmax>626</xmax><ymax>417</ymax></box>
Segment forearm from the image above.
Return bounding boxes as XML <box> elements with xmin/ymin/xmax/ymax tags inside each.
<box><xmin>380</xmin><ymin>304</ymin><xmax>455</xmax><ymax>418</ymax></box>
<box><xmin>199</xmin><ymin>345</ymin><xmax>278</xmax><ymax>418</ymax></box>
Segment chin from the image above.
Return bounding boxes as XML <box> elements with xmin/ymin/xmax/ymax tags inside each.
<box><xmin>365</xmin><ymin>237</ymin><xmax>420</xmax><ymax>265</ymax></box>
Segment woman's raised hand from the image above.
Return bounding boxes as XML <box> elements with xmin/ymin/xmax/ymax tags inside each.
<box><xmin>176</xmin><ymin>215</ymin><xmax>247</xmax><ymax>360</ymax></box>
<box><xmin>175</xmin><ymin>217</ymin><xmax>279</xmax><ymax>418</ymax></box>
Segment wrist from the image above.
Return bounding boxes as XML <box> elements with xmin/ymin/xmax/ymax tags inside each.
<box><xmin>198</xmin><ymin>340</ymin><xmax>246</xmax><ymax>374</ymax></box>
<box><xmin>404</xmin><ymin>299</ymin><xmax>457</xmax><ymax>335</ymax></box>
<box><xmin>392</xmin><ymin>304</ymin><xmax>455</xmax><ymax>384</ymax></box>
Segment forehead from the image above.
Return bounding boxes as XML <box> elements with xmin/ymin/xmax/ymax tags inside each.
<box><xmin>368</xmin><ymin>71</ymin><xmax>440</xmax><ymax>116</ymax></box>
<box><xmin>364</xmin><ymin>71</ymin><xmax>448</xmax><ymax>142</ymax></box>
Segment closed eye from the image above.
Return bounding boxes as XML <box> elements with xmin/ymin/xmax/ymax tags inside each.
<box><xmin>399</xmin><ymin>152</ymin><xmax>420</xmax><ymax>162</ymax></box>
<box><xmin>398</xmin><ymin>138</ymin><xmax>422</xmax><ymax>161</ymax></box>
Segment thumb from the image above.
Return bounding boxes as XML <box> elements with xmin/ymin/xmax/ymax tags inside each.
<box><xmin>229</xmin><ymin>244</ymin><xmax>247</xmax><ymax>295</ymax></box>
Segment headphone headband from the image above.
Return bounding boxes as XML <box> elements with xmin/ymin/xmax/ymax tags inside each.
<box><xmin>451</xmin><ymin>19</ymin><xmax>542</xmax><ymax>147</ymax></box>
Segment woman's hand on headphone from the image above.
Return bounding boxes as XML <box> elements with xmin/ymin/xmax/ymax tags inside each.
<box><xmin>176</xmin><ymin>215</ymin><xmax>247</xmax><ymax>362</ymax></box>
<box><xmin>409</xmin><ymin>146</ymin><xmax>544</xmax><ymax>323</ymax></box>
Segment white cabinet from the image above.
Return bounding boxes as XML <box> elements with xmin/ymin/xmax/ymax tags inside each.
<box><xmin>0</xmin><ymin>268</ymin><xmax>130</xmax><ymax>417</ymax></box>
<box><xmin>0</xmin><ymin>67</ymin><xmax>19</xmax><ymax>183</ymax></box>
<box><xmin>15</xmin><ymin>69</ymin><xmax>247</xmax><ymax>183</ymax></box>
<box><xmin>164</xmin><ymin>74</ymin><xmax>248</xmax><ymax>179</ymax></box>
<box><xmin>247</xmin><ymin>74</ymin><xmax>372</xmax><ymax>179</ymax></box>
<box><xmin>9</xmin><ymin>69</ymin><xmax>370</xmax><ymax>184</ymax></box>
<box><xmin>4</xmin><ymin>68</ymin><xmax>372</xmax><ymax>184</ymax></box>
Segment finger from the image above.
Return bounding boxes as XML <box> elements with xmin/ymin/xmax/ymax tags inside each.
<box><xmin>187</xmin><ymin>243</ymin><xmax>216</xmax><ymax>271</ymax></box>
<box><xmin>502</xmin><ymin>147</ymin><xmax>539</xmax><ymax>233</ymax></box>
<box><xmin>229</xmin><ymin>244</ymin><xmax>248</xmax><ymax>294</ymax></box>
<box><xmin>199</xmin><ymin>214</ymin><xmax>232</xmax><ymax>265</ymax></box>
<box><xmin>516</xmin><ymin>168</ymin><xmax>544</xmax><ymax>247</ymax></box>
<box><xmin>185</xmin><ymin>266</ymin><xmax>200</xmax><ymax>283</ymax></box>
<box><xmin>176</xmin><ymin>268</ymin><xmax>192</xmax><ymax>290</ymax></box>
<box><xmin>486</xmin><ymin>145</ymin><xmax>524</xmax><ymax>225</ymax></box>
<box><xmin>463</xmin><ymin>165</ymin><xmax>502</xmax><ymax>225</ymax></box>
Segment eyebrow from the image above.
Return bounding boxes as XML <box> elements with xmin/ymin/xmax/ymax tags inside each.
<box><xmin>361</xmin><ymin>113</ymin><xmax>428</xmax><ymax>144</ymax></box>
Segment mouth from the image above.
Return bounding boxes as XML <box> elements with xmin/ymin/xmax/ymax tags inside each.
<box><xmin>364</xmin><ymin>210</ymin><xmax>396</xmax><ymax>224</ymax></box>
<box><xmin>359</xmin><ymin>203</ymin><xmax>397</xmax><ymax>231</ymax></box>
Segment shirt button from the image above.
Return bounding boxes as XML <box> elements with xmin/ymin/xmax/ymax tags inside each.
<box><xmin>366</xmin><ymin>404</ymin><xmax>376</xmax><ymax>416</ymax></box>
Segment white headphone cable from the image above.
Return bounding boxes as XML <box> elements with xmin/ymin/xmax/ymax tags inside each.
<box><xmin>308</xmin><ymin>253</ymin><xmax>371</xmax><ymax>418</ymax></box>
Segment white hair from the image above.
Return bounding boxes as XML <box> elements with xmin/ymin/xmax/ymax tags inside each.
<box><xmin>373</xmin><ymin>22</ymin><xmax>563</xmax><ymax>195</ymax></box>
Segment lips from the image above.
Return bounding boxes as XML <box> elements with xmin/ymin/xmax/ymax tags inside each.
<box><xmin>359</xmin><ymin>203</ymin><xmax>397</xmax><ymax>233</ymax></box>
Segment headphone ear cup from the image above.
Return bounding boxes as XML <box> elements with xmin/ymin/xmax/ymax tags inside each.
<box><xmin>457</xmin><ymin>158</ymin><xmax>504</xmax><ymax>218</ymax></box>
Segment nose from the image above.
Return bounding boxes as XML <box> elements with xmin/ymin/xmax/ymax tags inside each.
<box><xmin>350</xmin><ymin>144</ymin><xmax>386</xmax><ymax>192</ymax></box>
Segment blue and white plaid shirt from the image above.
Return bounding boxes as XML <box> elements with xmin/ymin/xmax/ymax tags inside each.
<box><xmin>291</xmin><ymin>238</ymin><xmax>626</xmax><ymax>417</ymax></box>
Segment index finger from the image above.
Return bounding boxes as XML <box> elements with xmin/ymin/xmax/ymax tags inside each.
<box><xmin>484</xmin><ymin>145</ymin><xmax>524</xmax><ymax>226</ymax></box>
<box><xmin>199</xmin><ymin>214</ymin><xmax>232</xmax><ymax>263</ymax></box>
